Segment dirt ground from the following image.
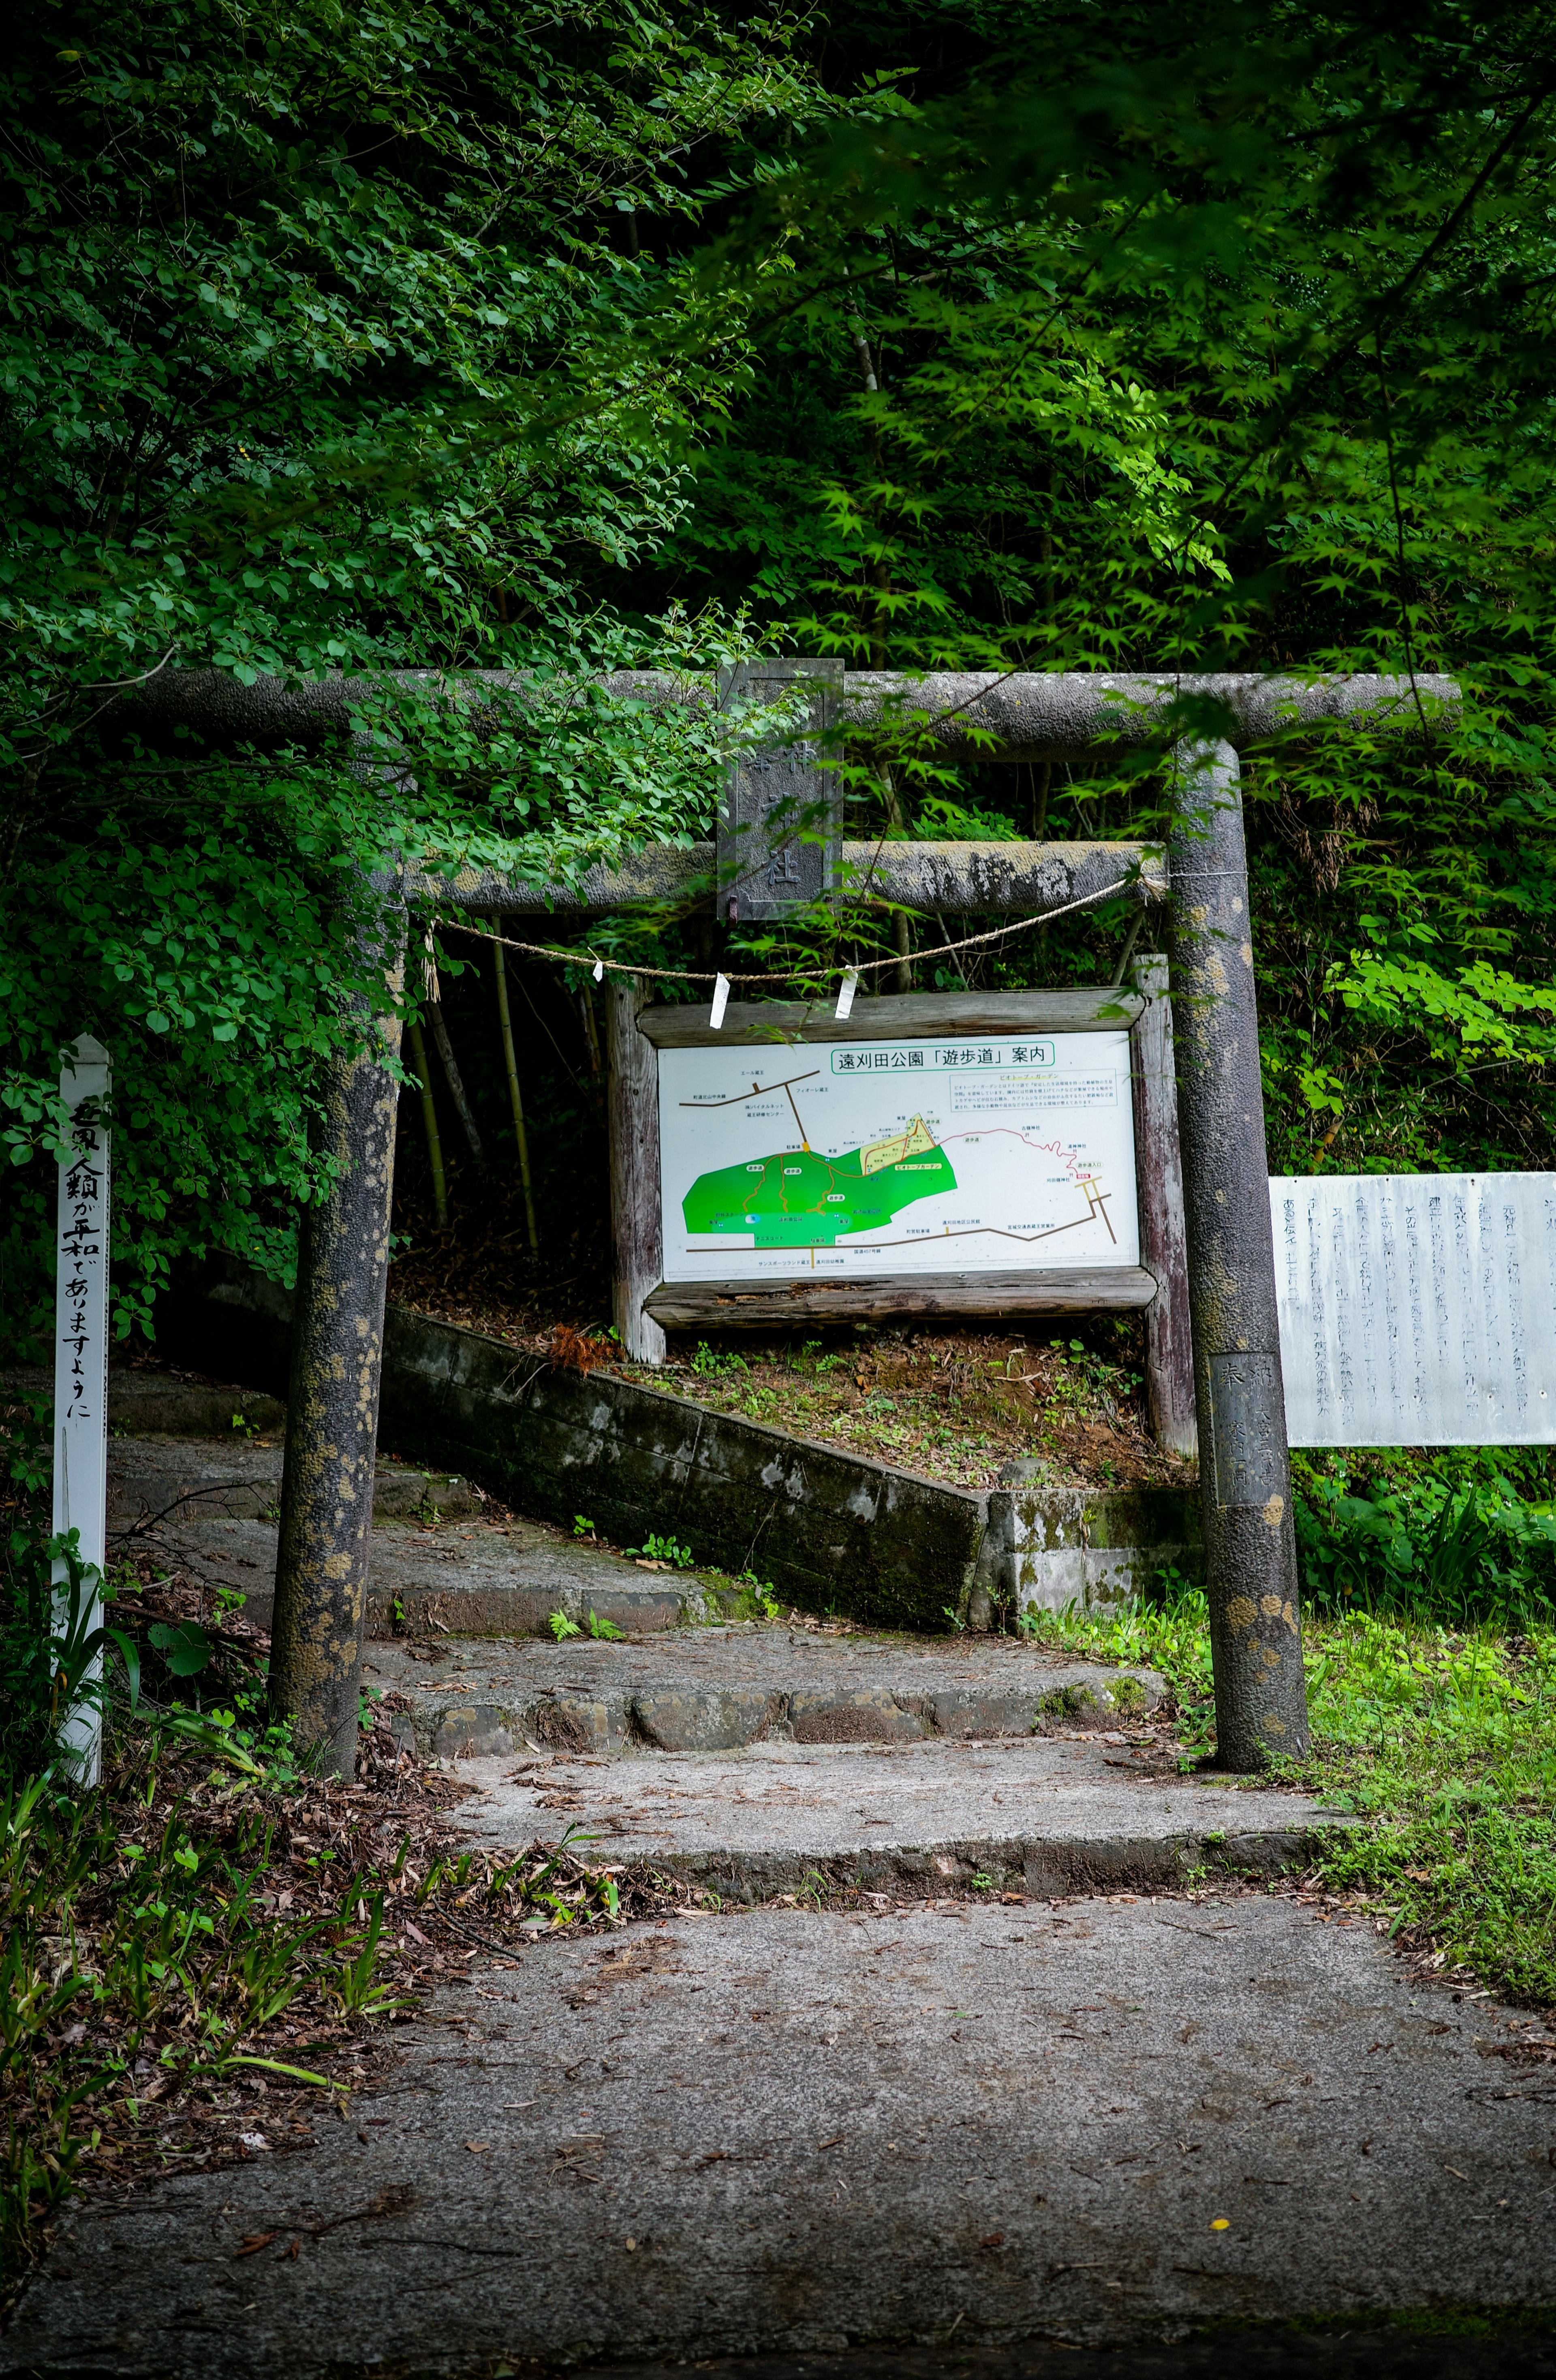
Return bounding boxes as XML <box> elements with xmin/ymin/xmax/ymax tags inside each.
<box><xmin>388</xmin><ymin>1277</ymin><xmax>1192</xmax><ymax>1495</ymax></box>
<box><xmin>619</xmin><ymin>1324</ymin><xmax>1192</xmax><ymax>1494</ymax></box>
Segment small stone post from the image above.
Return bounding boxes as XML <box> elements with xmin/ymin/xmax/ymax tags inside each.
<box><xmin>1169</xmin><ymin>741</ymin><xmax>1309</xmax><ymax>1768</ymax></box>
<box><xmin>52</xmin><ymin>1034</ymin><xmax>111</xmax><ymax>1788</ymax></box>
<box><xmin>269</xmin><ymin>899</ymin><xmax>405</xmax><ymax>1778</ymax></box>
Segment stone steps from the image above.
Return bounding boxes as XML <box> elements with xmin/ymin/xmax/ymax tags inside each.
<box><xmin>105</xmin><ymin>1435</ymin><xmax>482</xmax><ymax>1527</ymax></box>
<box><xmin>363</xmin><ymin>1629</ymin><xmax>1344</xmax><ymax>1901</ymax></box>
<box><xmin>4</xmin><ymin>1366</ymin><xmax>286</xmax><ymax>1439</ymax></box>
<box><xmin>134</xmin><ymin>1510</ymin><xmax>756</xmax><ymax>1638</ymax></box>
<box><xmin>107</xmin><ymin>1435</ymin><xmax>759</xmax><ymax>1634</ymax></box>
<box><xmin>367</xmin><ymin>1630</ymin><xmax>1163</xmax><ymax>1759</ymax></box>
<box><xmin>447</xmin><ymin>1733</ymin><xmax>1338</xmax><ymax>1901</ymax></box>
<box><xmin>110</xmin><ymin>1428</ymin><xmax>1348</xmax><ymax>1901</ymax></box>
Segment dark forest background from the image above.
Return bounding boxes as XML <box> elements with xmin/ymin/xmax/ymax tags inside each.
<box><xmin>3</xmin><ymin>0</ymin><xmax>1554</xmax><ymax>1342</ymax></box>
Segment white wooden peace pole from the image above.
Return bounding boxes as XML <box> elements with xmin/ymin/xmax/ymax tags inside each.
<box><xmin>52</xmin><ymin>1035</ymin><xmax>111</xmax><ymax>1788</ymax></box>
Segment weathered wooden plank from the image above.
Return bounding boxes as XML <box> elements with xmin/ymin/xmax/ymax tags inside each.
<box><xmin>643</xmin><ymin>1267</ymin><xmax>1158</xmax><ymax>1331</ymax></box>
<box><xmin>1129</xmin><ymin>954</ymin><xmax>1197</xmax><ymax>1460</ymax></box>
<box><xmin>636</xmin><ymin>986</ymin><xmax>1143</xmax><ymax>1049</ymax></box>
<box><xmin>430</xmin><ymin>839</ymin><xmax>1163</xmax><ymax>920</ymax></box>
<box><xmin>605</xmin><ymin>984</ymin><xmax>666</xmax><ymax>1365</ymax></box>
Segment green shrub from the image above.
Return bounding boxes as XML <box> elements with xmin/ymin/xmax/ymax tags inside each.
<box><xmin>1294</xmin><ymin>1468</ymin><xmax>1556</xmax><ymax>1631</ymax></box>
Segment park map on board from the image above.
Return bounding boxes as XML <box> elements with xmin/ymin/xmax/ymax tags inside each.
<box><xmin>658</xmin><ymin>1033</ymin><xmax>1140</xmax><ymax>1283</ymax></box>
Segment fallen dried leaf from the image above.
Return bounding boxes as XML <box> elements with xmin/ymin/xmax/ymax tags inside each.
<box><xmin>235</xmin><ymin>2233</ymin><xmax>278</xmax><ymax>2258</ymax></box>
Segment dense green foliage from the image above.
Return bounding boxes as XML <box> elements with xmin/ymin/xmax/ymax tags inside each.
<box><xmin>0</xmin><ymin>0</ymin><xmax>816</xmax><ymax>1341</ymax></box>
<box><xmin>1294</xmin><ymin>1452</ymin><xmax>1556</xmax><ymax>1632</ymax></box>
<box><xmin>631</xmin><ymin>0</ymin><xmax>1556</xmax><ymax>1175</ymax></box>
<box><xmin>3</xmin><ymin>0</ymin><xmax>1555</xmax><ymax>1335</ymax></box>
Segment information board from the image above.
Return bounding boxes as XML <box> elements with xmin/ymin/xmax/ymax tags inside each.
<box><xmin>658</xmin><ymin>1030</ymin><xmax>1140</xmax><ymax>1283</ymax></box>
<box><xmin>1272</xmin><ymin>1172</ymin><xmax>1556</xmax><ymax>1447</ymax></box>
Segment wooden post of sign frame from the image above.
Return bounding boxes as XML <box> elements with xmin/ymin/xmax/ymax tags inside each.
<box><xmin>1128</xmin><ymin>953</ymin><xmax>1197</xmax><ymax>1458</ymax></box>
<box><xmin>606</xmin><ymin>979</ymin><xmax>667</xmax><ymax>1365</ymax></box>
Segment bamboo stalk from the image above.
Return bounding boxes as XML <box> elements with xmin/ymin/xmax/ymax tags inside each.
<box><xmin>880</xmin><ymin>761</ymin><xmax>914</xmax><ymax>992</ymax></box>
<box><xmin>892</xmin><ymin>908</ymin><xmax>913</xmax><ymax>993</ymax></box>
<box><xmin>488</xmin><ymin>917</ymin><xmax>539</xmax><ymax>1253</ymax></box>
<box><xmin>578</xmin><ymin>986</ymin><xmax>603</xmax><ymax>1077</ymax></box>
<box><xmin>406</xmin><ymin>1017</ymin><xmax>447</xmax><ymax>1225</ymax></box>
<box><xmin>427</xmin><ymin>997</ymin><xmax>484</xmax><ymax>1164</ymax></box>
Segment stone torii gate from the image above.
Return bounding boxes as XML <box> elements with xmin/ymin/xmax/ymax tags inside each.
<box><xmin>133</xmin><ymin>665</ymin><xmax>1456</xmax><ymax>1779</ymax></box>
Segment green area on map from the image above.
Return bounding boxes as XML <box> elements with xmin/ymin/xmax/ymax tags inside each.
<box><xmin>681</xmin><ymin>1116</ymin><xmax>958</xmax><ymax>1248</ymax></box>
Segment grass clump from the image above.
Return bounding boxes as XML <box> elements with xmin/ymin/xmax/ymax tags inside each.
<box><xmin>1022</xmin><ymin>1579</ymin><xmax>1556</xmax><ymax>2008</ymax></box>
<box><xmin>1021</xmin><ymin>1450</ymin><xmax>1556</xmax><ymax>2005</ymax></box>
<box><xmin>1300</xmin><ymin>1620</ymin><xmax>1556</xmax><ymax>2004</ymax></box>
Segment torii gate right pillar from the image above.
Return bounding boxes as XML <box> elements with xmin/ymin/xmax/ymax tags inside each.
<box><xmin>1169</xmin><ymin>739</ymin><xmax>1310</xmax><ymax>1770</ymax></box>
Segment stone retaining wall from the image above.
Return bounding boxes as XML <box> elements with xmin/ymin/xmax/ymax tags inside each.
<box><xmin>160</xmin><ymin>1267</ymin><xmax>1201</xmax><ymax>1630</ymax></box>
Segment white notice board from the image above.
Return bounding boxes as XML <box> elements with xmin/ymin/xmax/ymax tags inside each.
<box><xmin>659</xmin><ymin>1030</ymin><xmax>1140</xmax><ymax>1284</ymax></box>
<box><xmin>1272</xmin><ymin>1172</ymin><xmax>1556</xmax><ymax>1447</ymax></box>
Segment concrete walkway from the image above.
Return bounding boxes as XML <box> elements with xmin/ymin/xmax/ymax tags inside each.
<box><xmin>7</xmin><ymin>1900</ymin><xmax>1554</xmax><ymax>2376</ymax></box>
<box><xmin>8</xmin><ymin>1433</ymin><xmax>1552</xmax><ymax>2374</ymax></box>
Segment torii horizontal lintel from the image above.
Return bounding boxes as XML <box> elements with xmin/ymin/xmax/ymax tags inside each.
<box><xmin>425</xmin><ymin>837</ymin><xmax>1165</xmax><ymax>919</ymax></box>
<box><xmin>128</xmin><ymin>665</ymin><xmax>1460</xmax><ymax>765</ymax></box>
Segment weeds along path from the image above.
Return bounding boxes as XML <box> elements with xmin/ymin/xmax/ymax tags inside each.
<box><xmin>1024</xmin><ymin>1596</ymin><xmax>1556</xmax><ymax>2009</ymax></box>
